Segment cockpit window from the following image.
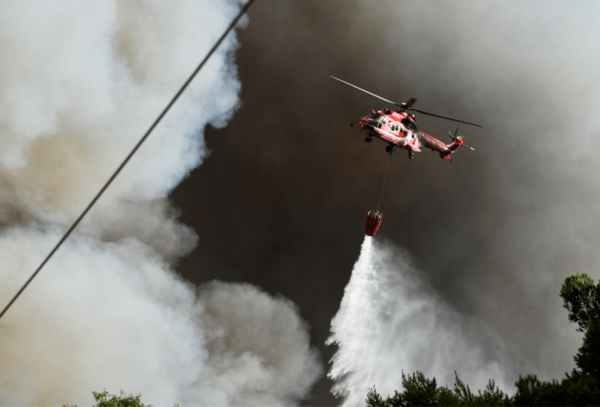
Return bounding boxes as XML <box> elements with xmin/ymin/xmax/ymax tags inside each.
<box><xmin>401</xmin><ymin>118</ymin><xmax>418</xmax><ymax>131</ymax></box>
<box><xmin>367</xmin><ymin>112</ymin><xmax>382</xmax><ymax>121</ymax></box>
<box><xmin>366</xmin><ymin>112</ymin><xmax>386</xmax><ymax>129</ymax></box>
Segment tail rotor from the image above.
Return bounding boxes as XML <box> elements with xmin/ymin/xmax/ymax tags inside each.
<box><xmin>448</xmin><ymin>125</ymin><xmax>475</xmax><ymax>151</ymax></box>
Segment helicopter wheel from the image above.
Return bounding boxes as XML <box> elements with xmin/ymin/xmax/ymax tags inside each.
<box><xmin>385</xmin><ymin>145</ymin><xmax>393</xmax><ymax>153</ymax></box>
<box><xmin>365</xmin><ymin>137</ymin><xmax>372</xmax><ymax>143</ymax></box>
<box><xmin>408</xmin><ymin>151</ymin><xmax>415</xmax><ymax>159</ymax></box>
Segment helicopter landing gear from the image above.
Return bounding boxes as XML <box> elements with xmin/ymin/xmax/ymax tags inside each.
<box><xmin>408</xmin><ymin>151</ymin><xmax>415</xmax><ymax>159</ymax></box>
<box><xmin>365</xmin><ymin>136</ymin><xmax>372</xmax><ymax>143</ymax></box>
<box><xmin>385</xmin><ymin>145</ymin><xmax>394</xmax><ymax>153</ymax></box>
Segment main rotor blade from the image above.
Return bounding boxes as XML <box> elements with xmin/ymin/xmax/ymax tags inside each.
<box><xmin>331</xmin><ymin>76</ymin><xmax>400</xmax><ymax>106</ymax></box>
<box><xmin>410</xmin><ymin>108</ymin><xmax>483</xmax><ymax>128</ymax></box>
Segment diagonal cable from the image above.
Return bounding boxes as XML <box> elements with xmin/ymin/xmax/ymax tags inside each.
<box><xmin>0</xmin><ymin>0</ymin><xmax>256</xmax><ymax>320</ymax></box>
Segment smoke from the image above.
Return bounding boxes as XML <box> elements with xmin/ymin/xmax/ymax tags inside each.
<box><xmin>0</xmin><ymin>1</ymin><xmax>321</xmax><ymax>405</ymax></box>
<box><xmin>194</xmin><ymin>282</ymin><xmax>322</xmax><ymax>405</ymax></box>
<box><xmin>162</xmin><ymin>0</ymin><xmax>600</xmax><ymax>404</ymax></box>
<box><xmin>0</xmin><ymin>227</ymin><xmax>322</xmax><ymax>405</ymax></box>
<box><xmin>328</xmin><ymin>237</ymin><xmax>520</xmax><ymax>407</ymax></box>
<box><xmin>319</xmin><ymin>1</ymin><xmax>600</xmax><ymax>400</ymax></box>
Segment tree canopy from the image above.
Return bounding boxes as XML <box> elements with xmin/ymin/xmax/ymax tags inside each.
<box><xmin>366</xmin><ymin>371</ymin><xmax>513</xmax><ymax>407</ymax></box>
<box><xmin>62</xmin><ymin>389</ymin><xmax>178</xmax><ymax>407</ymax></box>
<box><xmin>90</xmin><ymin>390</ymin><xmax>153</xmax><ymax>407</ymax></box>
<box><xmin>366</xmin><ymin>273</ymin><xmax>600</xmax><ymax>407</ymax></box>
<box><xmin>560</xmin><ymin>273</ymin><xmax>600</xmax><ymax>333</ymax></box>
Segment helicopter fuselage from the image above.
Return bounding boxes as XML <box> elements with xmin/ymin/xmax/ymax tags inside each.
<box><xmin>359</xmin><ymin>109</ymin><xmax>464</xmax><ymax>160</ymax></box>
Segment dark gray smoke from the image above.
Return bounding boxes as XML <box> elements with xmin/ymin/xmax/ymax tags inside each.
<box><xmin>172</xmin><ymin>1</ymin><xmax>600</xmax><ymax>404</ymax></box>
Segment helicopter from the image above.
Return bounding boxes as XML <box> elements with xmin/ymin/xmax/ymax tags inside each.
<box><xmin>331</xmin><ymin>76</ymin><xmax>482</xmax><ymax>160</ymax></box>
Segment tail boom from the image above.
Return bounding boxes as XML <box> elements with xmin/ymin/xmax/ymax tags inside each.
<box><xmin>420</xmin><ymin>132</ymin><xmax>464</xmax><ymax>160</ymax></box>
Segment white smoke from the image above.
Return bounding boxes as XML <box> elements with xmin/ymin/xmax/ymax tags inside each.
<box><xmin>0</xmin><ymin>227</ymin><xmax>322</xmax><ymax>405</ymax></box>
<box><xmin>194</xmin><ymin>282</ymin><xmax>323</xmax><ymax>406</ymax></box>
<box><xmin>328</xmin><ymin>237</ymin><xmax>518</xmax><ymax>407</ymax></box>
<box><xmin>0</xmin><ymin>1</ymin><xmax>321</xmax><ymax>405</ymax></box>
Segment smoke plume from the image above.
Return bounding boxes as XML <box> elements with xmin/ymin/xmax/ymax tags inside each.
<box><xmin>163</xmin><ymin>1</ymin><xmax>600</xmax><ymax>404</ymax></box>
<box><xmin>0</xmin><ymin>1</ymin><xmax>321</xmax><ymax>405</ymax></box>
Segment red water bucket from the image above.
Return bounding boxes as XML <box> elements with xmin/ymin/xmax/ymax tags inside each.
<box><xmin>365</xmin><ymin>210</ymin><xmax>382</xmax><ymax>236</ymax></box>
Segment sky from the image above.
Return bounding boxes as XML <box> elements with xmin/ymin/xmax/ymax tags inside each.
<box><xmin>2</xmin><ymin>0</ymin><xmax>600</xmax><ymax>406</ymax></box>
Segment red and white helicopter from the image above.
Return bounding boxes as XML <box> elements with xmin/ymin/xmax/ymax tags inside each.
<box><xmin>332</xmin><ymin>76</ymin><xmax>482</xmax><ymax>160</ymax></box>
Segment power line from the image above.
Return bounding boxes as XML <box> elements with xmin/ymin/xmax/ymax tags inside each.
<box><xmin>0</xmin><ymin>0</ymin><xmax>256</xmax><ymax>321</ymax></box>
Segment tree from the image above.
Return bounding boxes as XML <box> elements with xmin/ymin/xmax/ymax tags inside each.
<box><xmin>560</xmin><ymin>272</ymin><xmax>600</xmax><ymax>333</ymax></box>
<box><xmin>400</xmin><ymin>371</ymin><xmax>440</xmax><ymax>406</ymax></box>
<box><xmin>574</xmin><ymin>318</ymin><xmax>600</xmax><ymax>380</ymax></box>
<box><xmin>450</xmin><ymin>373</ymin><xmax>513</xmax><ymax>407</ymax></box>
<box><xmin>91</xmin><ymin>390</ymin><xmax>152</xmax><ymax>407</ymax></box>
<box><xmin>513</xmin><ymin>370</ymin><xmax>600</xmax><ymax>406</ymax></box>
<box><xmin>62</xmin><ymin>390</ymin><xmax>179</xmax><ymax>407</ymax></box>
<box><xmin>366</xmin><ymin>386</ymin><xmax>388</xmax><ymax>407</ymax></box>
<box><xmin>560</xmin><ymin>272</ymin><xmax>600</xmax><ymax>382</ymax></box>
<box><xmin>365</xmin><ymin>371</ymin><xmax>513</xmax><ymax>407</ymax></box>
<box><xmin>513</xmin><ymin>374</ymin><xmax>562</xmax><ymax>406</ymax></box>
<box><xmin>366</xmin><ymin>272</ymin><xmax>600</xmax><ymax>406</ymax></box>
<box><xmin>365</xmin><ymin>371</ymin><xmax>440</xmax><ymax>407</ymax></box>
<box><xmin>511</xmin><ymin>271</ymin><xmax>600</xmax><ymax>406</ymax></box>
<box><xmin>560</xmin><ymin>370</ymin><xmax>600</xmax><ymax>406</ymax></box>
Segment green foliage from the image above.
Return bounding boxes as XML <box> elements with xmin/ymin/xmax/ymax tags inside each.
<box><xmin>90</xmin><ymin>390</ymin><xmax>183</xmax><ymax>407</ymax></box>
<box><xmin>513</xmin><ymin>371</ymin><xmax>600</xmax><ymax>406</ymax></box>
<box><xmin>62</xmin><ymin>389</ymin><xmax>182</xmax><ymax>407</ymax></box>
<box><xmin>365</xmin><ymin>371</ymin><xmax>441</xmax><ymax>406</ymax></box>
<box><xmin>366</xmin><ymin>272</ymin><xmax>600</xmax><ymax>406</ymax></box>
<box><xmin>366</xmin><ymin>386</ymin><xmax>387</xmax><ymax>407</ymax></box>
<box><xmin>365</xmin><ymin>371</ymin><xmax>513</xmax><ymax>406</ymax></box>
<box><xmin>574</xmin><ymin>318</ymin><xmax>600</xmax><ymax>379</ymax></box>
<box><xmin>452</xmin><ymin>372</ymin><xmax>513</xmax><ymax>406</ymax></box>
<box><xmin>449</xmin><ymin>372</ymin><xmax>475</xmax><ymax>405</ymax></box>
<box><xmin>560</xmin><ymin>273</ymin><xmax>600</xmax><ymax>333</ymax></box>
<box><xmin>91</xmin><ymin>390</ymin><xmax>153</xmax><ymax>407</ymax></box>
<box><xmin>436</xmin><ymin>386</ymin><xmax>460</xmax><ymax>406</ymax></box>
<box><xmin>561</xmin><ymin>370</ymin><xmax>600</xmax><ymax>406</ymax></box>
<box><xmin>401</xmin><ymin>371</ymin><xmax>439</xmax><ymax>406</ymax></box>
<box><xmin>513</xmin><ymin>374</ymin><xmax>561</xmax><ymax>406</ymax></box>
<box><xmin>561</xmin><ymin>272</ymin><xmax>600</xmax><ymax>382</ymax></box>
<box><xmin>364</xmin><ymin>366</ymin><xmax>599</xmax><ymax>407</ymax></box>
